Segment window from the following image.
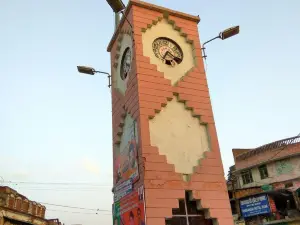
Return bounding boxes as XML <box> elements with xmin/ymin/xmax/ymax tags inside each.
<box><xmin>165</xmin><ymin>192</ymin><xmax>213</xmax><ymax>225</ymax></box>
<box><xmin>241</xmin><ymin>170</ymin><xmax>253</xmax><ymax>185</ymax></box>
<box><xmin>259</xmin><ymin>165</ymin><xmax>269</xmax><ymax>179</ymax></box>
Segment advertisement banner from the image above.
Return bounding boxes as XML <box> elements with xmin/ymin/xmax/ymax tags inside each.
<box><xmin>114</xmin><ymin>117</ymin><xmax>139</xmax><ymax>186</ymax></box>
<box><xmin>114</xmin><ymin>179</ymin><xmax>133</xmax><ymax>202</ymax></box>
<box><xmin>240</xmin><ymin>195</ymin><xmax>271</xmax><ymax>218</ymax></box>
<box><xmin>113</xmin><ymin>185</ymin><xmax>146</xmax><ymax>225</ymax></box>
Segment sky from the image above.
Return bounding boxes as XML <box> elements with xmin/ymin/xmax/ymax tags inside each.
<box><xmin>0</xmin><ymin>0</ymin><xmax>300</xmax><ymax>224</ymax></box>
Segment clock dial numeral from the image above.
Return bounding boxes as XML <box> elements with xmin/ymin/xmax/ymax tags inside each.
<box><xmin>152</xmin><ymin>37</ymin><xmax>183</xmax><ymax>67</ymax></box>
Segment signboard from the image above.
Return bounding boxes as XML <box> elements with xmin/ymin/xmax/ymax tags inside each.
<box><xmin>235</xmin><ymin>188</ymin><xmax>262</xmax><ymax>199</ymax></box>
<box><xmin>113</xmin><ymin>115</ymin><xmax>144</xmax><ymax>225</ymax></box>
<box><xmin>261</xmin><ymin>185</ymin><xmax>273</xmax><ymax>192</ymax></box>
<box><xmin>114</xmin><ymin>116</ymin><xmax>139</xmax><ymax>186</ymax></box>
<box><xmin>114</xmin><ymin>179</ymin><xmax>133</xmax><ymax>202</ymax></box>
<box><xmin>240</xmin><ymin>195</ymin><xmax>271</xmax><ymax>218</ymax></box>
<box><xmin>113</xmin><ymin>185</ymin><xmax>146</xmax><ymax>225</ymax></box>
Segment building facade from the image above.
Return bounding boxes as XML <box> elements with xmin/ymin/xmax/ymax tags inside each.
<box><xmin>0</xmin><ymin>186</ymin><xmax>61</xmax><ymax>225</ymax></box>
<box><xmin>229</xmin><ymin>135</ymin><xmax>300</xmax><ymax>225</ymax></box>
<box><xmin>233</xmin><ymin>136</ymin><xmax>300</xmax><ymax>190</ymax></box>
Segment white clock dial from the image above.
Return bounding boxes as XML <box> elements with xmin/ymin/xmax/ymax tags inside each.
<box><xmin>120</xmin><ymin>47</ymin><xmax>132</xmax><ymax>80</ymax></box>
<box><xmin>152</xmin><ymin>37</ymin><xmax>183</xmax><ymax>67</ymax></box>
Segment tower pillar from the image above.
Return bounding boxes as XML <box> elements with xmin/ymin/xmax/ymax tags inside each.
<box><xmin>108</xmin><ymin>1</ymin><xmax>233</xmax><ymax>225</ymax></box>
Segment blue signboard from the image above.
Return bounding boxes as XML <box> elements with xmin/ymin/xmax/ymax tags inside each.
<box><xmin>240</xmin><ymin>195</ymin><xmax>271</xmax><ymax>218</ymax></box>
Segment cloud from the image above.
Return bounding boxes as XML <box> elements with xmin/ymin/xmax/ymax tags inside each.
<box><xmin>81</xmin><ymin>157</ymin><xmax>100</xmax><ymax>175</ymax></box>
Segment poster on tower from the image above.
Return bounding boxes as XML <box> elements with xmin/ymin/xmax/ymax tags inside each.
<box><xmin>114</xmin><ymin>115</ymin><xmax>139</xmax><ymax>186</ymax></box>
<box><xmin>113</xmin><ymin>185</ymin><xmax>146</xmax><ymax>225</ymax></box>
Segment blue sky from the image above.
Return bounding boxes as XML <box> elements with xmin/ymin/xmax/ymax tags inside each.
<box><xmin>0</xmin><ymin>0</ymin><xmax>299</xmax><ymax>224</ymax></box>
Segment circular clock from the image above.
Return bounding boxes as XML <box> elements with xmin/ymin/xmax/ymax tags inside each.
<box><xmin>120</xmin><ymin>47</ymin><xmax>132</xmax><ymax>80</ymax></box>
<box><xmin>152</xmin><ymin>37</ymin><xmax>183</xmax><ymax>67</ymax></box>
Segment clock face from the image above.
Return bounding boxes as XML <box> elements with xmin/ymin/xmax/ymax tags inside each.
<box><xmin>152</xmin><ymin>37</ymin><xmax>183</xmax><ymax>67</ymax></box>
<box><xmin>120</xmin><ymin>47</ymin><xmax>132</xmax><ymax>80</ymax></box>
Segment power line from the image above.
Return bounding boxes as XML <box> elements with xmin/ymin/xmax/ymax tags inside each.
<box><xmin>1</xmin><ymin>182</ymin><xmax>112</xmax><ymax>212</ymax></box>
<box><xmin>39</xmin><ymin>202</ymin><xmax>111</xmax><ymax>212</ymax></box>
<box><xmin>6</xmin><ymin>187</ymin><xmax>105</xmax><ymax>192</ymax></box>
<box><xmin>2</xmin><ymin>183</ymin><xmax>111</xmax><ymax>192</ymax></box>
<box><xmin>47</xmin><ymin>209</ymin><xmax>111</xmax><ymax>215</ymax></box>
<box><xmin>4</xmin><ymin>181</ymin><xmax>111</xmax><ymax>187</ymax></box>
<box><xmin>3</xmin><ymin>184</ymin><xmax>110</xmax><ymax>191</ymax></box>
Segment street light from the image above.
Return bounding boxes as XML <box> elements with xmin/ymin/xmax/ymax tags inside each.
<box><xmin>106</xmin><ymin>0</ymin><xmax>133</xmax><ymax>33</ymax></box>
<box><xmin>106</xmin><ymin>0</ymin><xmax>125</xmax><ymax>13</ymax></box>
<box><xmin>201</xmin><ymin>25</ymin><xmax>240</xmax><ymax>59</ymax></box>
<box><xmin>77</xmin><ymin>66</ymin><xmax>111</xmax><ymax>88</ymax></box>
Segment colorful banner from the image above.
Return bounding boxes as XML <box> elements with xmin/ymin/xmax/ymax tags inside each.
<box><xmin>113</xmin><ymin>185</ymin><xmax>146</xmax><ymax>225</ymax></box>
<box><xmin>268</xmin><ymin>196</ymin><xmax>277</xmax><ymax>213</ymax></box>
<box><xmin>114</xmin><ymin>116</ymin><xmax>139</xmax><ymax>186</ymax></box>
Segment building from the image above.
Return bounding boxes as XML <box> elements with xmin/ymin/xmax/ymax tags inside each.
<box><xmin>228</xmin><ymin>135</ymin><xmax>300</xmax><ymax>225</ymax></box>
<box><xmin>0</xmin><ymin>186</ymin><xmax>61</xmax><ymax>225</ymax></box>
<box><xmin>108</xmin><ymin>1</ymin><xmax>234</xmax><ymax>225</ymax></box>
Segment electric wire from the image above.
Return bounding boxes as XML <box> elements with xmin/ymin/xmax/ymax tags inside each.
<box><xmin>47</xmin><ymin>209</ymin><xmax>111</xmax><ymax>215</ymax></box>
<box><xmin>1</xmin><ymin>182</ymin><xmax>112</xmax><ymax>213</ymax></box>
<box><xmin>2</xmin><ymin>185</ymin><xmax>110</xmax><ymax>192</ymax></box>
<box><xmin>1</xmin><ymin>180</ymin><xmax>112</xmax><ymax>192</ymax></box>
<box><xmin>4</xmin><ymin>181</ymin><xmax>110</xmax><ymax>186</ymax></box>
<box><xmin>5</xmin><ymin>188</ymin><xmax>105</xmax><ymax>192</ymax></box>
<box><xmin>39</xmin><ymin>202</ymin><xmax>110</xmax><ymax>212</ymax></box>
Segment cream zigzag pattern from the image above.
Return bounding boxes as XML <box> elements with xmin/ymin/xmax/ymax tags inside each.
<box><xmin>140</xmin><ymin>13</ymin><xmax>194</xmax><ymax>44</ymax></box>
<box><xmin>137</xmin><ymin>14</ymin><xmax>208</xmax><ymax>123</ymax></box>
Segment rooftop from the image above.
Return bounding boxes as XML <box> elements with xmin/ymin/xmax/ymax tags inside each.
<box><xmin>234</xmin><ymin>134</ymin><xmax>300</xmax><ymax>161</ymax></box>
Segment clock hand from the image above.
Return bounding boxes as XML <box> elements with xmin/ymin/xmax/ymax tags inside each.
<box><xmin>166</xmin><ymin>52</ymin><xmax>182</xmax><ymax>64</ymax></box>
<box><xmin>162</xmin><ymin>51</ymin><xmax>170</xmax><ymax>59</ymax></box>
<box><xmin>173</xmin><ymin>56</ymin><xmax>182</xmax><ymax>64</ymax></box>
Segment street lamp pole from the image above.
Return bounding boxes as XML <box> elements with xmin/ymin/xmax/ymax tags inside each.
<box><xmin>77</xmin><ymin>0</ymin><xmax>134</xmax><ymax>89</ymax></box>
<box><xmin>77</xmin><ymin>66</ymin><xmax>111</xmax><ymax>88</ymax></box>
<box><xmin>201</xmin><ymin>25</ymin><xmax>240</xmax><ymax>59</ymax></box>
<box><xmin>106</xmin><ymin>0</ymin><xmax>133</xmax><ymax>30</ymax></box>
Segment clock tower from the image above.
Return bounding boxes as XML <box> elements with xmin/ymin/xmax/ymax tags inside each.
<box><xmin>108</xmin><ymin>1</ymin><xmax>233</xmax><ymax>225</ymax></box>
